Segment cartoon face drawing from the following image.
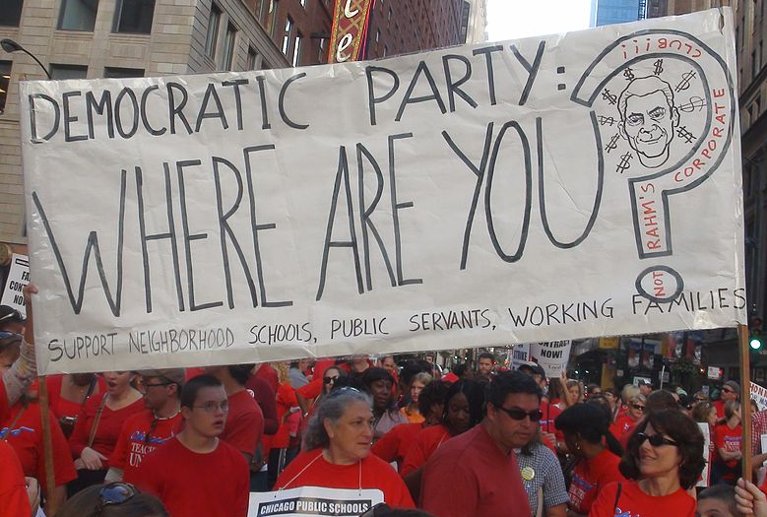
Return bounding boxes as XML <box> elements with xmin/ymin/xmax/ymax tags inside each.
<box><xmin>617</xmin><ymin>76</ymin><xmax>680</xmax><ymax>168</ymax></box>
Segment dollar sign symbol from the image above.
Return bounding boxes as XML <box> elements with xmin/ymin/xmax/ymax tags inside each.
<box><xmin>616</xmin><ymin>152</ymin><xmax>632</xmax><ymax>174</ymax></box>
<box><xmin>623</xmin><ymin>68</ymin><xmax>635</xmax><ymax>81</ymax></box>
<box><xmin>605</xmin><ymin>134</ymin><xmax>620</xmax><ymax>153</ymax></box>
<box><xmin>598</xmin><ymin>115</ymin><xmax>615</xmax><ymax>126</ymax></box>
<box><xmin>601</xmin><ymin>89</ymin><xmax>617</xmax><ymax>105</ymax></box>
<box><xmin>653</xmin><ymin>59</ymin><xmax>664</xmax><ymax>75</ymax></box>
<box><xmin>675</xmin><ymin>70</ymin><xmax>696</xmax><ymax>92</ymax></box>
<box><xmin>676</xmin><ymin>126</ymin><xmax>695</xmax><ymax>144</ymax></box>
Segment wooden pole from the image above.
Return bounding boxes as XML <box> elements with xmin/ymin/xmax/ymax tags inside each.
<box><xmin>739</xmin><ymin>323</ymin><xmax>753</xmax><ymax>482</ymax></box>
<box><xmin>38</xmin><ymin>375</ymin><xmax>57</xmax><ymax>515</ymax></box>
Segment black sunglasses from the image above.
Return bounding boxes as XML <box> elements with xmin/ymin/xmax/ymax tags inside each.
<box><xmin>323</xmin><ymin>376</ymin><xmax>339</xmax><ymax>384</ymax></box>
<box><xmin>495</xmin><ymin>405</ymin><xmax>543</xmax><ymax>422</ymax></box>
<box><xmin>635</xmin><ymin>432</ymin><xmax>678</xmax><ymax>447</ymax></box>
<box><xmin>96</xmin><ymin>482</ymin><xmax>137</xmax><ymax>513</ymax></box>
<box><xmin>631</xmin><ymin>403</ymin><xmax>646</xmax><ymax>411</ymax></box>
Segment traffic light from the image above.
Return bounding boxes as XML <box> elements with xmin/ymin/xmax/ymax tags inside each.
<box><xmin>751</xmin><ymin>317</ymin><xmax>764</xmax><ymax>351</ymax></box>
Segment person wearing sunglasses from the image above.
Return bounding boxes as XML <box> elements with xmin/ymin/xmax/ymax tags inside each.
<box><xmin>589</xmin><ymin>409</ymin><xmax>704</xmax><ymax>517</ymax></box>
<box><xmin>419</xmin><ymin>371</ymin><xmax>539</xmax><ymax>517</ymax></box>
<box><xmin>554</xmin><ymin>403</ymin><xmax>625</xmax><ymax>516</ymax></box>
<box><xmin>130</xmin><ymin>374</ymin><xmax>249</xmax><ymax>517</ymax></box>
<box><xmin>711</xmin><ymin>400</ymin><xmax>743</xmax><ymax>486</ymax></box>
<box><xmin>105</xmin><ymin>369</ymin><xmax>184</xmax><ymax>483</ymax></box>
<box><xmin>714</xmin><ymin>380</ymin><xmax>741</xmax><ymax>420</ymax></box>
<box><xmin>0</xmin><ymin>305</ymin><xmax>25</xmax><ymax>334</ymax></box>
<box><xmin>56</xmin><ymin>482</ymin><xmax>168</xmax><ymax>517</ymax></box>
<box><xmin>274</xmin><ymin>387</ymin><xmax>414</xmax><ymax>508</ymax></box>
<box><xmin>609</xmin><ymin>393</ymin><xmax>646</xmax><ymax>448</ymax></box>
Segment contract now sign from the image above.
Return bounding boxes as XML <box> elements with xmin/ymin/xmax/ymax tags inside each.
<box><xmin>328</xmin><ymin>0</ymin><xmax>374</xmax><ymax>63</ymax></box>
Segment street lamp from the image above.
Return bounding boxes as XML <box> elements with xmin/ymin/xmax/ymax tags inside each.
<box><xmin>1</xmin><ymin>38</ymin><xmax>52</xmax><ymax>79</ymax></box>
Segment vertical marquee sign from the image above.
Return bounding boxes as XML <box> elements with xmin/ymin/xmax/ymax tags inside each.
<box><xmin>328</xmin><ymin>0</ymin><xmax>374</xmax><ymax>63</ymax></box>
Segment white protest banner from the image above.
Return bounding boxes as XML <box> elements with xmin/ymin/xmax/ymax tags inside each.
<box><xmin>697</xmin><ymin>422</ymin><xmax>711</xmax><ymax>487</ymax></box>
<box><xmin>751</xmin><ymin>382</ymin><xmax>767</xmax><ymax>411</ymax></box>
<box><xmin>529</xmin><ymin>340</ymin><xmax>572</xmax><ymax>378</ymax></box>
<box><xmin>248</xmin><ymin>487</ymin><xmax>383</xmax><ymax>517</ymax></box>
<box><xmin>20</xmin><ymin>9</ymin><xmax>746</xmax><ymax>374</ymax></box>
<box><xmin>0</xmin><ymin>254</ymin><xmax>29</xmax><ymax>317</ymax></box>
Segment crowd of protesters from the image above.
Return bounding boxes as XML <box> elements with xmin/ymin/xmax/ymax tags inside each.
<box><xmin>5</xmin><ymin>294</ymin><xmax>767</xmax><ymax>516</ymax></box>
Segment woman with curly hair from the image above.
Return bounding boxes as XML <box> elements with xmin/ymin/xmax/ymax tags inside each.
<box><xmin>588</xmin><ymin>409</ymin><xmax>704</xmax><ymax>517</ymax></box>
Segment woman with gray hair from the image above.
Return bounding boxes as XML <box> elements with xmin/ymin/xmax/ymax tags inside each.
<box><xmin>274</xmin><ymin>388</ymin><xmax>414</xmax><ymax>508</ymax></box>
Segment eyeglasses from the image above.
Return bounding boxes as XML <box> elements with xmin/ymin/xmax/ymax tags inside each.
<box><xmin>631</xmin><ymin>403</ymin><xmax>646</xmax><ymax>411</ymax></box>
<box><xmin>495</xmin><ymin>405</ymin><xmax>543</xmax><ymax>422</ymax></box>
<box><xmin>193</xmin><ymin>400</ymin><xmax>229</xmax><ymax>413</ymax></box>
<box><xmin>96</xmin><ymin>482</ymin><xmax>136</xmax><ymax>513</ymax></box>
<box><xmin>635</xmin><ymin>432</ymin><xmax>678</xmax><ymax>447</ymax></box>
<box><xmin>323</xmin><ymin>376</ymin><xmax>339</xmax><ymax>384</ymax></box>
<box><xmin>0</xmin><ymin>331</ymin><xmax>21</xmax><ymax>340</ymax></box>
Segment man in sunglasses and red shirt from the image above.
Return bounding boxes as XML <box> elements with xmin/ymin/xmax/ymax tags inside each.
<box><xmin>420</xmin><ymin>371</ymin><xmax>539</xmax><ymax>516</ymax></box>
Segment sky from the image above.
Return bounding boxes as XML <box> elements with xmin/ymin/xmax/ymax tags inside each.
<box><xmin>486</xmin><ymin>0</ymin><xmax>594</xmax><ymax>41</ymax></box>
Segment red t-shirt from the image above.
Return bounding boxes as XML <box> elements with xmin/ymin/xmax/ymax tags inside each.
<box><xmin>265</xmin><ymin>382</ymin><xmax>299</xmax><ymax>450</ymax></box>
<box><xmin>714</xmin><ymin>399</ymin><xmax>726</xmax><ymax>419</ymax></box>
<box><xmin>275</xmin><ymin>449</ymin><xmax>414</xmax><ymax>508</ymax></box>
<box><xmin>184</xmin><ymin>367</ymin><xmax>207</xmax><ymax>382</ymax></box>
<box><xmin>713</xmin><ymin>422</ymin><xmax>742</xmax><ymax>472</ymax></box>
<box><xmin>610</xmin><ymin>414</ymin><xmax>638</xmax><ymax>447</ymax></box>
<box><xmin>568</xmin><ymin>449</ymin><xmax>624</xmax><ymax>514</ymax></box>
<box><xmin>401</xmin><ymin>424</ymin><xmax>451</xmax><ymax>476</ymax></box>
<box><xmin>0</xmin><ymin>381</ymin><xmax>9</xmax><ymax>423</ymax></box>
<box><xmin>0</xmin><ymin>440</ymin><xmax>31</xmax><ymax>517</ymax></box>
<box><xmin>420</xmin><ymin>424</ymin><xmax>531</xmax><ymax>517</ymax></box>
<box><xmin>245</xmin><ymin>376</ymin><xmax>278</xmax><ymax>435</ymax></box>
<box><xmin>69</xmin><ymin>392</ymin><xmax>145</xmax><ymax>464</ymax></box>
<box><xmin>220</xmin><ymin>389</ymin><xmax>264</xmax><ymax>457</ymax></box>
<box><xmin>46</xmin><ymin>374</ymin><xmax>106</xmax><ymax>420</ymax></box>
<box><xmin>3</xmin><ymin>401</ymin><xmax>77</xmax><ymax>491</ymax></box>
<box><xmin>132</xmin><ymin>436</ymin><xmax>249</xmax><ymax>517</ymax></box>
<box><xmin>110</xmin><ymin>409</ymin><xmax>183</xmax><ymax>478</ymax></box>
<box><xmin>371</xmin><ymin>422</ymin><xmax>422</xmax><ymax>471</ymax></box>
<box><xmin>588</xmin><ymin>481</ymin><xmax>695</xmax><ymax>517</ymax></box>
<box><xmin>254</xmin><ymin>364</ymin><xmax>279</xmax><ymax>393</ymax></box>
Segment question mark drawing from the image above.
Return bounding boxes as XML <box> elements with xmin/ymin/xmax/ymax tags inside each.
<box><xmin>570</xmin><ymin>28</ymin><xmax>736</xmax><ymax>303</ymax></box>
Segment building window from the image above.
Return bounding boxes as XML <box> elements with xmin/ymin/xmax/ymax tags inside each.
<box><xmin>318</xmin><ymin>36</ymin><xmax>326</xmax><ymax>62</ymax></box>
<box><xmin>222</xmin><ymin>23</ymin><xmax>237</xmax><ymax>70</ymax></box>
<box><xmin>0</xmin><ymin>61</ymin><xmax>11</xmax><ymax>115</ymax></box>
<box><xmin>268</xmin><ymin>0</ymin><xmax>279</xmax><ymax>37</ymax></box>
<box><xmin>753</xmin><ymin>50</ymin><xmax>759</xmax><ymax>78</ymax></box>
<box><xmin>292</xmin><ymin>32</ymin><xmax>303</xmax><ymax>66</ymax></box>
<box><xmin>58</xmin><ymin>0</ymin><xmax>98</xmax><ymax>31</ymax></box>
<box><xmin>282</xmin><ymin>17</ymin><xmax>294</xmax><ymax>55</ymax></box>
<box><xmin>247</xmin><ymin>47</ymin><xmax>261</xmax><ymax>70</ymax></box>
<box><xmin>299</xmin><ymin>0</ymin><xmax>306</xmax><ymax>7</ymax></box>
<box><xmin>383</xmin><ymin>45</ymin><xmax>388</xmax><ymax>57</ymax></box>
<box><xmin>50</xmin><ymin>64</ymin><xmax>88</xmax><ymax>79</ymax></box>
<box><xmin>375</xmin><ymin>29</ymin><xmax>380</xmax><ymax>43</ymax></box>
<box><xmin>205</xmin><ymin>4</ymin><xmax>221</xmax><ymax>59</ymax></box>
<box><xmin>104</xmin><ymin>66</ymin><xmax>144</xmax><ymax>78</ymax></box>
<box><xmin>113</xmin><ymin>0</ymin><xmax>155</xmax><ymax>34</ymax></box>
<box><xmin>0</xmin><ymin>0</ymin><xmax>24</xmax><ymax>26</ymax></box>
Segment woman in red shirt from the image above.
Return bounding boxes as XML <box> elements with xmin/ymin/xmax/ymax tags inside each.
<box><xmin>589</xmin><ymin>409</ymin><xmax>704</xmax><ymax>517</ymax></box>
<box><xmin>711</xmin><ymin>400</ymin><xmax>742</xmax><ymax>486</ymax></box>
<box><xmin>68</xmin><ymin>371</ymin><xmax>144</xmax><ymax>494</ymax></box>
<box><xmin>275</xmin><ymin>388</ymin><xmax>414</xmax><ymax>508</ymax></box>
<box><xmin>555</xmin><ymin>402</ymin><xmax>625</xmax><ymax>515</ymax></box>
<box><xmin>609</xmin><ymin>393</ymin><xmax>646</xmax><ymax>447</ymax></box>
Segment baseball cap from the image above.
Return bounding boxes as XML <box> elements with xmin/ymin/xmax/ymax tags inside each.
<box><xmin>0</xmin><ymin>306</ymin><xmax>24</xmax><ymax>324</ymax></box>
<box><xmin>138</xmin><ymin>368</ymin><xmax>186</xmax><ymax>387</ymax></box>
<box><xmin>518</xmin><ymin>362</ymin><xmax>546</xmax><ymax>377</ymax></box>
<box><xmin>723</xmin><ymin>380</ymin><xmax>740</xmax><ymax>393</ymax></box>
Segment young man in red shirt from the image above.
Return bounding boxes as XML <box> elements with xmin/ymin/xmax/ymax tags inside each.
<box><xmin>107</xmin><ymin>368</ymin><xmax>184</xmax><ymax>482</ymax></box>
<box><xmin>132</xmin><ymin>374</ymin><xmax>249</xmax><ymax>517</ymax></box>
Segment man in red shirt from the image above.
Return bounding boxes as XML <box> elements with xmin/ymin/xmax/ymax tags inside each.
<box><xmin>206</xmin><ymin>364</ymin><xmax>264</xmax><ymax>463</ymax></box>
<box><xmin>106</xmin><ymin>368</ymin><xmax>184</xmax><ymax>482</ymax></box>
<box><xmin>714</xmin><ymin>380</ymin><xmax>740</xmax><ymax>420</ymax></box>
<box><xmin>420</xmin><ymin>371</ymin><xmax>535</xmax><ymax>516</ymax></box>
<box><xmin>0</xmin><ymin>440</ymin><xmax>32</xmax><ymax>517</ymax></box>
<box><xmin>132</xmin><ymin>374</ymin><xmax>249</xmax><ymax>517</ymax></box>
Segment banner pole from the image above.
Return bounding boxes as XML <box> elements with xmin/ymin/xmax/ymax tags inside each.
<box><xmin>38</xmin><ymin>375</ymin><xmax>57</xmax><ymax>514</ymax></box>
<box><xmin>739</xmin><ymin>323</ymin><xmax>753</xmax><ymax>482</ymax></box>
